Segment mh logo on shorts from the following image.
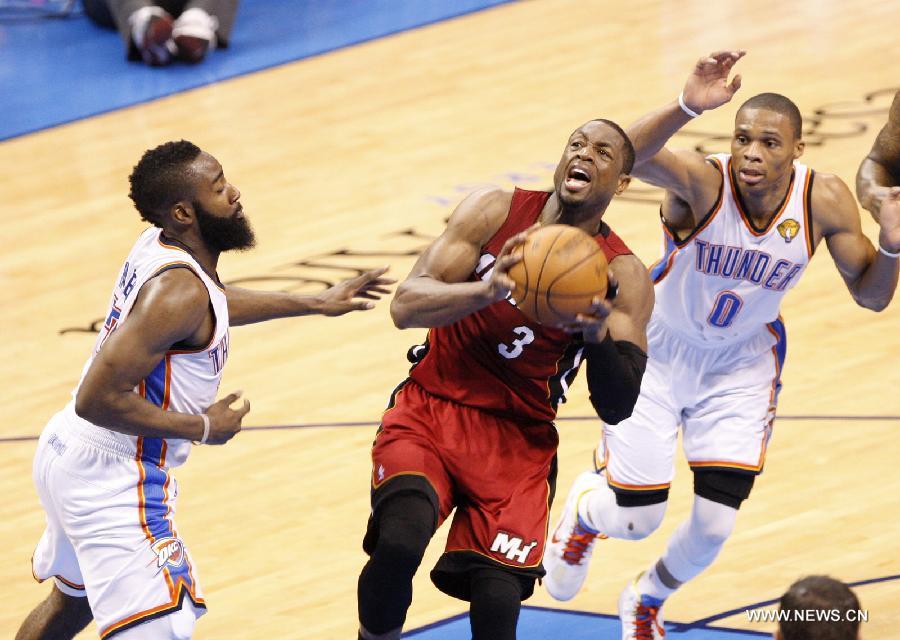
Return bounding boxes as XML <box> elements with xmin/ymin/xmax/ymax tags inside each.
<box><xmin>490</xmin><ymin>531</ymin><xmax>538</xmax><ymax>564</ymax></box>
<box><xmin>151</xmin><ymin>537</ymin><xmax>185</xmax><ymax>570</ymax></box>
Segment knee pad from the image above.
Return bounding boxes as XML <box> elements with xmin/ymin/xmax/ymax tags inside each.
<box><xmin>693</xmin><ymin>469</ymin><xmax>754</xmax><ymax>510</ymax></box>
<box><xmin>371</xmin><ymin>493</ymin><xmax>435</xmax><ymax>574</ymax></box>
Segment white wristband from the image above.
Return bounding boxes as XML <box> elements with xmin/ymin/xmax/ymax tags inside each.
<box><xmin>197</xmin><ymin>413</ymin><xmax>210</xmax><ymax>444</ymax></box>
<box><xmin>678</xmin><ymin>92</ymin><xmax>701</xmax><ymax>118</ymax></box>
<box><xmin>878</xmin><ymin>243</ymin><xmax>900</xmax><ymax>259</ymax></box>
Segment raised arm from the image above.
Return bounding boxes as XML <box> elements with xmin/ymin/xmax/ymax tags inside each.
<box><xmin>856</xmin><ymin>90</ymin><xmax>900</xmax><ymax>221</ymax></box>
<box><xmin>226</xmin><ymin>267</ymin><xmax>394</xmax><ymax>325</ymax></box>
<box><xmin>626</xmin><ymin>51</ymin><xmax>745</xmax><ymax>225</ymax></box>
<box><xmin>75</xmin><ymin>268</ymin><xmax>248</xmax><ymax>443</ymax></box>
<box><xmin>390</xmin><ymin>188</ymin><xmax>529</xmax><ymax>329</ymax></box>
<box><xmin>815</xmin><ymin>175</ymin><xmax>900</xmax><ymax>311</ymax></box>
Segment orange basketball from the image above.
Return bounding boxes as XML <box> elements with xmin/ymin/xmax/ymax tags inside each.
<box><xmin>508</xmin><ymin>224</ymin><xmax>608</xmax><ymax>326</ymax></box>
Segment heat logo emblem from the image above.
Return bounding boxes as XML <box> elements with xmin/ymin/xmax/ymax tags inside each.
<box><xmin>152</xmin><ymin>537</ymin><xmax>185</xmax><ymax>570</ymax></box>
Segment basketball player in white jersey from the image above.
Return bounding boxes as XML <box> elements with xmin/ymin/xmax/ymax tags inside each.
<box><xmin>16</xmin><ymin>140</ymin><xmax>393</xmax><ymax>640</ymax></box>
<box><xmin>542</xmin><ymin>52</ymin><xmax>900</xmax><ymax>639</ymax></box>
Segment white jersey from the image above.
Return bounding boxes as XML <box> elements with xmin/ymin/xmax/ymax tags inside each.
<box><xmin>64</xmin><ymin>227</ymin><xmax>230</xmax><ymax>469</ymax></box>
<box><xmin>650</xmin><ymin>153</ymin><xmax>814</xmax><ymax>344</ymax></box>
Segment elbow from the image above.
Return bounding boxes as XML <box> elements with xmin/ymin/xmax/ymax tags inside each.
<box><xmin>390</xmin><ymin>296</ymin><xmax>412</xmax><ymax>330</ymax></box>
<box><xmin>853</xmin><ymin>289</ymin><xmax>892</xmax><ymax>312</ymax></box>
<box><xmin>74</xmin><ymin>389</ymin><xmax>100</xmax><ymax>424</ymax></box>
<box><xmin>592</xmin><ymin>394</ymin><xmax>639</xmax><ymax>425</ymax></box>
<box><xmin>861</xmin><ymin>298</ymin><xmax>890</xmax><ymax>313</ymax></box>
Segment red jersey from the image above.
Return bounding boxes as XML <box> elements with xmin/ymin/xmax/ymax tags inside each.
<box><xmin>406</xmin><ymin>188</ymin><xmax>634</xmax><ymax>423</ymax></box>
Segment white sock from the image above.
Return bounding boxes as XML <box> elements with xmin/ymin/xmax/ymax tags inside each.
<box><xmin>639</xmin><ymin>495</ymin><xmax>738</xmax><ymax>599</ymax></box>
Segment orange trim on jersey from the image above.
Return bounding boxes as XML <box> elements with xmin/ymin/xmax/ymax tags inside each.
<box><xmin>727</xmin><ymin>158</ymin><xmax>796</xmax><ymax>237</ymax></box>
<box><xmin>162</xmin><ymin>355</ymin><xmax>172</xmax><ymax>410</ymax></box>
<box><xmin>802</xmin><ymin>169</ymin><xmax>815</xmax><ymax>258</ymax></box>
<box><xmin>136</xmin><ymin>438</ymin><xmax>154</xmax><ymax>543</ymax></box>
<box><xmin>606</xmin><ymin>476</ymin><xmax>671</xmax><ymax>492</ymax></box>
<box><xmin>688</xmin><ymin>459</ymin><xmax>764</xmax><ymax>472</ymax></box>
<box><xmin>650</xmin><ymin>160</ymin><xmax>726</xmax><ymax>284</ymax></box>
<box><xmin>99</xmin><ymin>582</ymin><xmax>206</xmax><ymax>640</ymax></box>
<box><xmin>31</xmin><ymin>567</ymin><xmax>85</xmax><ymax>590</ymax></box>
<box><xmin>156</xmin><ymin>237</ymin><xmax>227</xmax><ymax>292</ymax></box>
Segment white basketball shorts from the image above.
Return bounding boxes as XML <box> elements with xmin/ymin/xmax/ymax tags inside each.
<box><xmin>596</xmin><ymin>315</ymin><xmax>786</xmax><ymax>495</ymax></box>
<box><xmin>30</xmin><ymin>407</ymin><xmax>206</xmax><ymax>639</ymax></box>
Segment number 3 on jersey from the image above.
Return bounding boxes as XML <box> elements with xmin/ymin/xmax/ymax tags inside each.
<box><xmin>498</xmin><ymin>326</ymin><xmax>534</xmax><ymax>359</ymax></box>
<box><xmin>707</xmin><ymin>290</ymin><xmax>744</xmax><ymax>328</ymax></box>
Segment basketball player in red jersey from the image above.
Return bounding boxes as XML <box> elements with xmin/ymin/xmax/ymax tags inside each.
<box><xmin>857</xmin><ymin>89</ymin><xmax>900</xmax><ymax>221</ymax></box>
<box><xmin>356</xmin><ymin>119</ymin><xmax>654</xmax><ymax>640</ymax></box>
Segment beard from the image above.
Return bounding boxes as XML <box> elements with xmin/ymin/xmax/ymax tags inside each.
<box><xmin>194</xmin><ymin>202</ymin><xmax>256</xmax><ymax>252</ymax></box>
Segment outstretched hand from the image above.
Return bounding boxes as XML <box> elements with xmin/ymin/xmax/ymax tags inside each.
<box><xmin>682</xmin><ymin>50</ymin><xmax>746</xmax><ymax>115</ymax></box>
<box><xmin>877</xmin><ymin>186</ymin><xmax>900</xmax><ymax>254</ymax></box>
<box><xmin>319</xmin><ymin>267</ymin><xmax>396</xmax><ymax>316</ymax></box>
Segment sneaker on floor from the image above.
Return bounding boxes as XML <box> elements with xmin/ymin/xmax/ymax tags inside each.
<box><xmin>542</xmin><ymin>470</ymin><xmax>606</xmax><ymax>601</ymax></box>
<box><xmin>130</xmin><ymin>7</ymin><xmax>175</xmax><ymax>66</ymax></box>
<box><xmin>618</xmin><ymin>574</ymin><xmax>666</xmax><ymax>639</ymax></box>
<box><xmin>173</xmin><ymin>8</ymin><xmax>219</xmax><ymax>63</ymax></box>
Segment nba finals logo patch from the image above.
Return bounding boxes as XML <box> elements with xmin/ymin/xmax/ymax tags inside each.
<box><xmin>151</xmin><ymin>537</ymin><xmax>186</xmax><ymax>570</ymax></box>
<box><xmin>777</xmin><ymin>219</ymin><xmax>800</xmax><ymax>243</ymax></box>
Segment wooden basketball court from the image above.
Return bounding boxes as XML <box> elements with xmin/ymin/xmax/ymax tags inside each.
<box><xmin>1</xmin><ymin>1</ymin><xmax>897</xmax><ymax>637</ymax></box>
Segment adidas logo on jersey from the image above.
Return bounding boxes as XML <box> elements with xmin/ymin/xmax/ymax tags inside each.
<box><xmin>152</xmin><ymin>537</ymin><xmax>186</xmax><ymax>569</ymax></box>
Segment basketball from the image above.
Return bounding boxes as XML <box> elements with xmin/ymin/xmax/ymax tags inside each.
<box><xmin>508</xmin><ymin>224</ymin><xmax>608</xmax><ymax>326</ymax></box>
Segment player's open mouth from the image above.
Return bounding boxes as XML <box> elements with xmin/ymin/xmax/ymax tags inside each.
<box><xmin>738</xmin><ymin>168</ymin><xmax>764</xmax><ymax>185</ymax></box>
<box><xmin>564</xmin><ymin>166</ymin><xmax>591</xmax><ymax>191</ymax></box>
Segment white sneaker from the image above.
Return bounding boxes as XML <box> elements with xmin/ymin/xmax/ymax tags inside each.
<box><xmin>542</xmin><ymin>470</ymin><xmax>606</xmax><ymax>601</ymax></box>
<box><xmin>618</xmin><ymin>574</ymin><xmax>666</xmax><ymax>639</ymax></box>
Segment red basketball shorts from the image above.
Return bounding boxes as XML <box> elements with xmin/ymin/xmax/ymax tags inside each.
<box><xmin>366</xmin><ymin>380</ymin><xmax>559</xmax><ymax>600</ymax></box>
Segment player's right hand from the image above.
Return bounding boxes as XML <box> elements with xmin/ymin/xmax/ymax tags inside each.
<box><xmin>488</xmin><ymin>224</ymin><xmax>538</xmax><ymax>302</ymax></box>
<box><xmin>204</xmin><ymin>390</ymin><xmax>250</xmax><ymax>445</ymax></box>
<box><xmin>682</xmin><ymin>50</ymin><xmax>745</xmax><ymax>115</ymax></box>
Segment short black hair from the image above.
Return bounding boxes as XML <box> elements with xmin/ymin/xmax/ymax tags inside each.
<box><xmin>128</xmin><ymin>140</ymin><xmax>202</xmax><ymax>227</ymax></box>
<box><xmin>587</xmin><ymin>118</ymin><xmax>635</xmax><ymax>175</ymax></box>
<box><xmin>738</xmin><ymin>92</ymin><xmax>803</xmax><ymax>138</ymax></box>
<box><xmin>778</xmin><ymin>575</ymin><xmax>861</xmax><ymax>640</ymax></box>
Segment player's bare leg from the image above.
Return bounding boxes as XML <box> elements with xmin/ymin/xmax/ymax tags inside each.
<box><xmin>16</xmin><ymin>585</ymin><xmax>92</xmax><ymax>640</ymax></box>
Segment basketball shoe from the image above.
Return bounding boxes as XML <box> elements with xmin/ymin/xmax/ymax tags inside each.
<box><xmin>542</xmin><ymin>470</ymin><xmax>607</xmax><ymax>601</ymax></box>
<box><xmin>173</xmin><ymin>8</ymin><xmax>219</xmax><ymax>64</ymax></box>
<box><xmin>618</xmin><ymin>573</ymin><xmax>666</xmax><ymax>639</ymax></box>
<box><xmin>129</xmin><ymin>7</ymin><xmax>175</xmax><ymax>66</ymax></box>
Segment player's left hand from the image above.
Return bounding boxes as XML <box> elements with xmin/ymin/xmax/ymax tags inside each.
<box><xmin>682</xmin><ymin>50</ymin><xmax>746</xmax><ymax>114</ymax></box>
<box><xmin>318</xmin><ymin>266</ymin><xmax>396</xmax><ymax>316</ymax></box>
<box><xmin>877</xmin><ymin>186</ymin><xmax>900</xmax><ymax>254</ymax></box>
<box><xmin>555</xmin><ymin>273</ymin><xmax>618</xmax><ymax>342</ymax></box>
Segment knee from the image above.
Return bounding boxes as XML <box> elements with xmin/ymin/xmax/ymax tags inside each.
<box><xmin>49</xmin><ymin>588</ymin><xmax>92</xmax><ymax>629</ymax></box>
<box><xmin>618</xmin><ymin>504</ymin><xmax>666</xmax><ymax>540</ymax></box>
<box><xmin>693</xmin><ymin>513</ymin><xmax>735</xmax><ymax>548</ymax></box>
<box><xmin>374</xmin><ymin>530</ymin><xmax>429</xmax><ymax>573</ymax></box>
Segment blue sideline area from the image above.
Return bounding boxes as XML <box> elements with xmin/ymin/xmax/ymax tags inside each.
<box><xmin>0</xmin><ymin>0</ymin><xmax>513</xmax><ymax>141</ymax></box>
<box><xmin>405</xmin><ymin>606</ymin><xmax>771</xmax><ymax>639</ymax></box>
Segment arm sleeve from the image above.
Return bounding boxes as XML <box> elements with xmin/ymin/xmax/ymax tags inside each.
<box><xmin>584</xmin><ymin>332</ymin><xmax>648</xmax><ymax>424</ymax></box>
